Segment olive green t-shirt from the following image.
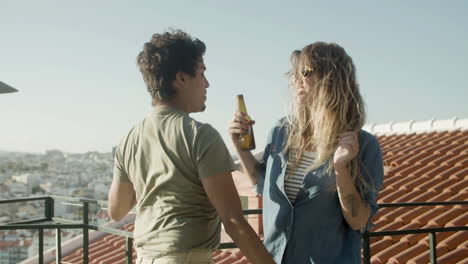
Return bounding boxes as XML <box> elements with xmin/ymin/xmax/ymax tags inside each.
<box><xmin>113</xmin><ymin>106</ymin><xmax>235</xmax><ymax>258</ymax></box>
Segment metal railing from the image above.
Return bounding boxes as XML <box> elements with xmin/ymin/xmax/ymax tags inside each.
<box><xmin>0</xmin><ymin>196</ymin><xmax>133</xmax><ymax>264</ymax></box>
<box><xmin>1</xmin><ymin>197</ymin><xmax>467</xmax><ymax>264</ymax></box>
<box><xmin>362</xmin><ymin>201</ymin><xmax>468</xmax><ymax>264</ymax></box>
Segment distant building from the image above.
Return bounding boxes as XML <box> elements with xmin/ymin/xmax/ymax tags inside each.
<box><xmin>0</xmin><ymin>238</ymin><xmax>31</xmax><ymax>264</ymax></box>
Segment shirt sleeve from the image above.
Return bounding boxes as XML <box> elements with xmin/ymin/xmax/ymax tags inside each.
<box><xmin>113</xmin><ymin>144</ymin><xmax>131</xmax><ymax>182</ymax></box>
<box><xmin>194</xmin><ymin>124</ymin><xmax>236</xmax><ymax>179</ymax></box>
<box><xmin>359</xmin><ymin>132</ymin><xmax>384</xmax><ymax>231</ymax></box>
<box><xmin>252</xmin><ymin>124</ymin><xmax>275</xmax><ymax>195</ymax></box>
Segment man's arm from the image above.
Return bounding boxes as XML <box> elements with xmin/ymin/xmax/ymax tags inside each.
<box><xmin>108</xmin><ymin>180</ymin><xmax>137</xmax><ymax>221</ymax></box>
<box><xmin>201</xmin><ymin>171</ymin><xmax>275</xmax><ymax>264</ymax></box>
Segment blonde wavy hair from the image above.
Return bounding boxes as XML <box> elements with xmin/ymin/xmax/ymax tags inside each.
<box><xmin>285</xmin><ymin>42</ymin><xmax>370</xmax><ymax>193</ymax></box>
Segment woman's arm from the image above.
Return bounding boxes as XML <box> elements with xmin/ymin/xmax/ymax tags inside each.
<box><xmin>333</xmin><ymin>132</ymin><xmax>371</xmax><ymax>230</ymax></box>
<box><xmin>228</xmin><ymin>111</ymin><xmax>260</xmax><ymax>186</ymax></box>
<box><xmin>335</xmin><ymin>168</ymin><xmax>370</xmax><ymax>230</ymax></box>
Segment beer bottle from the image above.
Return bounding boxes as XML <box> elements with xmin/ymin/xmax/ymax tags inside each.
<box><xmin>237</xmin><ymin>94</ymin><xmax>256</xmax><ymax>150</ymax></box>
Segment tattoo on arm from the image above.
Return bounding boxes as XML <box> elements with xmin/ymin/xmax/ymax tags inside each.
<box><xmin>345</xmin><ymin>194</ymin><xmax>358</xmax><ymax>217</ymax></box>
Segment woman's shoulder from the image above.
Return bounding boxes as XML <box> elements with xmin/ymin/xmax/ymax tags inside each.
<box><xmin>263</xmin><ymin>117</ymin><xmax>290</xmax><ymax>147</ymax></box>
<box><xmin>358</xmin><ymin>129</ymin><xmax>382</xmax><ymax>154</ymax></box>
<box><xmin>359</xmin><ymin>129</ymin><xmax>379</xmax><ymax>143</ymax></box>
<box><xmin>272</xmin><ymin>116</ymin><xmax>290</xmax><ymax>130</ymax></box>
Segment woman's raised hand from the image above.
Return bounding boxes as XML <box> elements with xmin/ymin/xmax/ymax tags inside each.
<box><xmin>333</xmin><ymin>132</ymin><xmax>359</xmax><ymax>173</ymax></box>
<box><xmin>228</xmin><ymin>111</ymin><xmax>255</xmax><ymax>145</ymax></box>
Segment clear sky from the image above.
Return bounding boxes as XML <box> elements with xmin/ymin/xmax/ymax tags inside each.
<box><xmin>1</xmin><ymin>0</ymin><xmax>467</xmax><ymax>153</ymax></box>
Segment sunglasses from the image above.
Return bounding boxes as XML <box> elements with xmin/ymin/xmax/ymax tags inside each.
<box><xmin>301</xmin><ymin>66</ymin><xmax>314</xmax><ymax>77</ymax></box>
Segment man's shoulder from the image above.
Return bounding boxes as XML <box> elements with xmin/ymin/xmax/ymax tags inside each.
<box><xmin>186</xmin><ymin>118</ymin><xmax>219</xmax><ymax>138</ymax></box>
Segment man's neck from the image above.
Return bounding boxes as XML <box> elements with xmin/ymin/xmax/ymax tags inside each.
<box><xmin>155</xmin><ymin>100</ymin><xmax>190</xmax><ymax>114</ymax></box>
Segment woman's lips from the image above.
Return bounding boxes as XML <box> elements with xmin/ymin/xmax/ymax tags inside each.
<box><xmin>296</xmin><ymin>89</ymin><xmax>306</xmax><ymax>96</ymax></box>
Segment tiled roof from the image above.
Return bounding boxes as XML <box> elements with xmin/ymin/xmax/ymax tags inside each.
<box><xmin>367</xmin><ymin>128</ymin><xmax>468</xmax><ymax>264</ymax></box>
<box><xmin>37</xmin><ymin>119</ymin><xmax>468</xmax><ymax>264</ymax></box>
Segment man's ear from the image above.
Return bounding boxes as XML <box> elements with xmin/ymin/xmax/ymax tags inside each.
<box><xmin>172</xmin><ymin>71</ymin><xmax>185</xmax><ymax>92</ymax></box>
<box><xmin>175</xmin><ymin>71</ymin><xmax>186</xmax><ymax>85</ymax></box>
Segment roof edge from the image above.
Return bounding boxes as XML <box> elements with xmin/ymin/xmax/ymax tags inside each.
<box><xmin>363</xmin><ymin>117</ymin><xmax>468</xmax><ymax>135</ymax></box>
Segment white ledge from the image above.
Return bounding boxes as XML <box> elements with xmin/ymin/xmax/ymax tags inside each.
<box><xmin>363</xmin><ymin>117</ymin><xmax>468</xmax><ymax>135</ymax></box>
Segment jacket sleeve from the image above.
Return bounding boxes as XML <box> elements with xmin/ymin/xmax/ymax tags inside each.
<box><xmin>359</xmin><ymin>132</ymin><xmax>384</xmax><ymax>231</ymax></box>
<box><xmin>252</xmin><ymin>124</ymin><xmax>275</xmax><ymax>195</ymax></box>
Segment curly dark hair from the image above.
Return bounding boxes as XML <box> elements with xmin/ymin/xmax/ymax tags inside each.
<box><xmin>136</xmin><ymin>30</ymin><xmax>206</xmax><ymax>104</ymax></box>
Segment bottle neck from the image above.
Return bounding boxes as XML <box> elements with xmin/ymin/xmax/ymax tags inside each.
<box><xmin>237</xmin><ymin>95</ymin><xmax>248</xmax><ymax>113</ymax></box>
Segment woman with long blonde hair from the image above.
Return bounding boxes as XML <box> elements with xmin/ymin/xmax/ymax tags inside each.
<box><xmin>229</xmin><ymin>42</ymin><xmax>384</xmax><ymax>263</ymax></box>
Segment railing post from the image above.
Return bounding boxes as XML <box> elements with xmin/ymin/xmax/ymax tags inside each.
<box><xmin>56</xmin><ymin>227</ymin><xmax>62</xmax><ymax>264</ymax></box>
<box><xmin>45</xmin><ymin>196</ymin><xmax>54</xmax><ymax>221</ymax></box>
<box><xmin>126</xmin><ymin>237</ymin><xmax>133</xmax><ymax>264</ymax></box>
<box><xmin>363</xmin><ymin>230</ymin><xmax>371</xmax><ymax>264</ymax></box>
<box><xmin>83</xmin><ymin>201</ymin><xmax>89</xmax><ymax>264</ymax></box>
<box><xmin>429</xmin><ymin>232</ymin><xmax>437</xmax><ymax>264</ymax></box>
<box><xmin>39</xmin><ymin>228</ymin><xmax>44</xmax><ymax>264</ymax></box>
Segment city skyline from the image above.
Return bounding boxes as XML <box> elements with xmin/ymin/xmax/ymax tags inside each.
<box><xmin>1</xmin><ymin>1</ymin><xmax>467</xmax><ymax>153</ymax></box>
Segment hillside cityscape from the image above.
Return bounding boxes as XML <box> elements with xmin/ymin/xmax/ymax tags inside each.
<box><xmin>0</xmin><ymin>149</ymin><xmax>115</xmax><ymax>263</ymax></box>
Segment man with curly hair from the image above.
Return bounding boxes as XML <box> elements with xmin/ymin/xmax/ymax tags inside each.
<box><xmin>108</xmin><ymin>30</ymin><xmax>274</xmax><ymax>264</ymax></box>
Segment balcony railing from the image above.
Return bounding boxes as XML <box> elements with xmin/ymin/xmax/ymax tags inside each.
<box><xmin>0</xmin><ymin>196</ymin><xmax>467</xmax><ymax>264</ymax></box>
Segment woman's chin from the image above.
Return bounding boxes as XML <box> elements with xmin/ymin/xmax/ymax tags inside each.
<box><xmin>295</xmin><ymin>94</ymin><xmax>308</xmax><ymax>105</ymax></box>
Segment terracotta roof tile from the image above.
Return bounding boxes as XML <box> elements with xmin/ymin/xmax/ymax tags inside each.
<box><xmin>407</xmin><ymin>246</ymin><xmax>449</xmax><ymax>264</ymax></box>
<box><xmin>382</xmin><ymin>207</ymin><xmax>414</xmax><ymax>223</ymax></box>
<box><xmin>371</xmin><ymin>241</ymin><xmax>410</xmax><ymax>264</ymax></box>
<box><xmin>428</xmin><ymin>207</ymin><xmax>464</xmax><ymax>227</ymax></box>
<box><xmin>445</xmin><ymin>178</ymin><xmax>468</xmax><ymax>193</ymax></box>
<box><xmin>439</xmin><ymin>231</ymin><xmax>468</xmax><ymax>251</ymax></box>
<box><xmin>393</xmin><ymin>190</ymin><xmax>425</xmax><ymax>203</ymax></box>
<box><xmin>409</xmin><ymin>164</ymin><xmax>442</xmax><ymax>177</ymax></box>
<box><xmin>380</xmin><ymin>170</ymin><xmax>399</xmax><ymax>185</ymax></box>
<box><xmin>396</xmin><ymin>207</ymin><xmax>432</xmax><ymax>224</ymax></box>
<box><xmin>390</xmin><ymin>174</ymin><xmax>427</xmax><ymax>191</ymax></box>
<box><xmin>388</xmin><ymin>221</ymin><xmax>422</xmax><ymax>243</ymax></box>
<box><xmin>443</xmin><ymin>154</ymin><xmax>468</xmax><ymax>166</ymax></box>
<box><xmin>453</xmin><ymin>166</ymin><xmax>468</xmax><ymax>179</ymax></box>
<box><xmin>429</xmin><ymin>178</ymin><xmax>459</xmax><ymax>193</ymax></box>
<box><xmin>378</xmin><ymin>189</ymin><xmax>408</xmax><ymax>204</ymax></box>
<box><xmin>369</xmin><ymin>236</ymin><xmax>393</xmax><ymax>256</ymax></box>
<box><xmin>446</xmin><ymin>212</ymin><xmax>468</xmax><ymax>227</ymax></box>
<box><xmin>449</xmin><ymin>193</ymin><xmax>468</xmax><ymax>203</ymax></box>
<box><xmin>410</xmin><ymin>206</ymin><xmax>446</xmax><ymax>226</ymax></box>
<box><xmin>387</xmin><ymin>243</ymin><xmax>427</xmax><ymax>264</ymax></box>
<box><xmin>434</xmin><ymin>165</ymin><xmax>465</xmax><ymax>179</ymax></box>
<box><xmin>378</xmin><ymin>219</ymin><xmax>406</xmax><ymax>233</ymax></box>
<box><xmin>372</xmin><ymin>219</ymin><xmax>391</xmax><ymax>231</ymax></box>
<box><xmin>376</xmin><ymin>188</ymin><xmax>396</xmax><ymax>203</ymax></box>
<box><xmin>437</xmin><ymin>247</ymin><xmax>468</xmax><ymax>264</ymax></box>
<box><xmin>400</xmin><ymin>222</ymin><xmax>438</xmax><ymax>246</ymax></box>
<box><xmin>427</xmin><ymin>192</ymin><xmax>454</xmax><ymax>202</ymax></box>
<box><xmin>417</xmin><ymin>153</ymin><xmax>449</xmax><ymax>166</ymax></box>
<box><xmin>447</xmin><ymin>143</ymin><xmax>468</xmax><ymax>155</ymax></box>
<box><xmin>407</xmin><ymin>190</ymin><xmax>439</xmax><ymax>202</ymax></box>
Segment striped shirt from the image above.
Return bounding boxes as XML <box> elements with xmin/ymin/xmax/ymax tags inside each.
<box><xmin>284</xmin><ymin>150</ymin><xmax>316</xmax><ymax>203</ymax></box>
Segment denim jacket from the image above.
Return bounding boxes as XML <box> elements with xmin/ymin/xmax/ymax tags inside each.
<box><xmin>254</xmin><ymin>118</ymin><xmax>384</xmax><ymax>264</ymax></box>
